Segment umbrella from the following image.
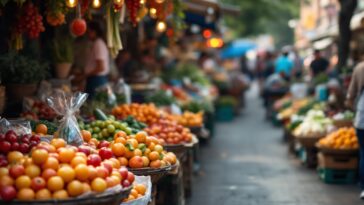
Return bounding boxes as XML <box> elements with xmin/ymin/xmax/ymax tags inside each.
<box><xmin>220</xmin><ymin>40</ymin><xmax>256</xmax><ymax>59</ymax></box>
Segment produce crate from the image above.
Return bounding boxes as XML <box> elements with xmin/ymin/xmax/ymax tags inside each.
<box><xmin>318</xmin><ymin>168</ymin><xmax>357</xmax><ymax>184</ymax></box>
<box><xmin>318</xmin><ymin>152</ymin><xmax>358</xmax><ymax>170</ymax></box>
<box><xmin>216</xmin><ymin>106</ymin><xmax>234</xmax><ymax>122</ymax></box>
<box><xmin>298</xmin><ymin>147</ymin><xmax>318</xmax><ymax>168</ymax></box>
<box><xmin>156</xmin><ymin>162</ymin><xmax>185</xmax><ymax>205</ymax></box>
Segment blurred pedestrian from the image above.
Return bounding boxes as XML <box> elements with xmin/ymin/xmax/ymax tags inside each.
<box><xmin>84</xmin><ymin>21</ymin><xmax>110</xmax><ymax>98</ymax></box>
<box><xmin>310</xmin><ymin>50</ymin><xmax>329</xmax><ymax>77</ymax></box>
<box><xmin>275</xmin><ymin>51</ymin><xmax>293</xmax><ymax>80</ymax></box>
<box><xmin>346</xmin><ymin>61</ymin><xmax>364</xmax><ymax>199</ymax></box>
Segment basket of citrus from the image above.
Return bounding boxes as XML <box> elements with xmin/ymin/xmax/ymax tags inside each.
<box><xmin>0</xmin><ymin>136</ymin><xmax>134</xmax><ymax>204</ymax></box>
<box><xmin>317</xmin><ymin>127</ymin><xmax>359</xmax><ymax>155</ymax></box>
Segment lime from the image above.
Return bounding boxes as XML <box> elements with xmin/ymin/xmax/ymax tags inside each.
<box><xmin>107</xmin><ymin>125</ymin><xmax>116</xmax><ymax>134</ymax></box>
<box><xmin>125</xmin><ymin>128</ymin><xmax>132</xmax><ymax>135</ymax></box>
<box><xmin>102</xmin><ymin>129</ymin><xmax>109</xmax><ymax>138</ymax></box>
<box><xmin>92</xmin><ymin>133</ymin><xmax>98</xmax><ymax>139</ymax></box>
<box><xmin>93</xmin><ymin>127</ymin><xmax>101</xmax><ymax>133</ymax></box>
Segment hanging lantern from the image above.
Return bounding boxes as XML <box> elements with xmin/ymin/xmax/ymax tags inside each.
<box><xmin>155</xmin><ymin>0</ymin><xmax>164</xmax><ymax>3</ymax></box>
<box><xmin>156</xmin><ymin>21</ymin><xmax>166</xmax><ymax>33</ymax></box>
<box><xmin>92</xmin><ymin>0</ymin><xmax>101</xmax><ymax>8</ymax></box>
<box><xmin>66</xmin><ymin>0</ymin><xmax>78</xmax><ymax>8</ymax></box>
<box><xmin>140</xmin><ymin>0</ymin><xmax>145</xmax><ymax>4</ymax></box>
<box><xmin>149</xmin><ymin>8</ymin><xmax>157</xmax><ymax>19</ymax></box>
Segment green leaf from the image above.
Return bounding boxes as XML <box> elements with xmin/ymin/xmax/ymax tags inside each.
<box><xmin>125</xmin><ymin>143</ymin><xmax>135</xmax><ymax>151</ymax></box>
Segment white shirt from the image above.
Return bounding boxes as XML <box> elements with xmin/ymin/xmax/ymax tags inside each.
<box><xmin>85</xmin><ymin>38</ymin><xmax>110</xmax><ymax>76</ymax></box>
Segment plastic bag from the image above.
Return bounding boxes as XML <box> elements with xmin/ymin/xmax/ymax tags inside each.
<box><xmin>0</xmin><ymin>118</ymin><xmax>31</xmax><ymax>135</ymax></box>
<box><xmin>121</xmin><ymin>176</ymin><xmax>152</xmax><ymax>205</ymax></box>
<box><xmin>47</xmin><ymin>91</ymin><xmax>88</xmax><ymax>145</ymax></box>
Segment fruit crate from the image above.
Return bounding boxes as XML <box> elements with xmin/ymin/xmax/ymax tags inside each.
<box><xmin>318</xmin><ymin>152</ymin><xmax>358</xmax><ymax>170</ymax></box>
<box><xmin>318</xmin><ymin>168</ymin><xmax>357</xmax><ymax>184</ymax></box>
<box><xmin>298</xmin><ymin>147</ymin><xmax>318</xmax><ymax>168</ymax></box>
<box><xmin>215</xmin><ymin>106</ymin><xmax>234</xmax><ymax>122</ymax></box>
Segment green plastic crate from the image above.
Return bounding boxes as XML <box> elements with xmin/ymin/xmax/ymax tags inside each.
<box><xmin>318</xmin><ymin>168</ymin><xmax>357</xmax><ymax>184</ymax></box>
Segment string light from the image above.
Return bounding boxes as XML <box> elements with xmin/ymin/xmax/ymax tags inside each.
<box><xmin>92</xmin><ymin>0</ymin><xmax>101</xmax><ymax>8</ymax></box>
<box><xmin>114</xmin><ymin>0</ymin><xmax>124</xmax><ymax>6</ymax></box>
<box><xmin>155</xmin><ymin>0</ymin><xmax>165</xmax><ymax>3</ymax></box>
<box><xmin>156</xmin><ymin>21</ymin><xmax>167</xmax><ymax>33</ymax></box>
<box><xmin>149</xmin><ymin>8</ymin><xmax>157</xmax><ymax>19</ymax></box>
<box><xmin>66</xmin><ymin>0</ymin><xmax>78</xmax><ymax>8</ymax></box>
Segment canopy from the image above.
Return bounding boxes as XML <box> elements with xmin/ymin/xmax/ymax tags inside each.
<box><xmin>220</xmin><ymin>40</ymin><xmax>256</xmax><ymax>59</ymax></box>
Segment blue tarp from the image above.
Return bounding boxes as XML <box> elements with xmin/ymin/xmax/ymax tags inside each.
<box><xmin>220</xmin><ymin>40</ymin><xmax>256</xmax><ymax>59</ymax></box>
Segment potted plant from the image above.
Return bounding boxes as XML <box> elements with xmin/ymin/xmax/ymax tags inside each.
<box><xmin>0</xmin><ymin>52</ymin><xmax>49</xmax><ymax>102</ymax></box>
<box><xmin>52</xmin><ymin>29</ymin><xmax>74</xmax><ymax>79</ymax></box>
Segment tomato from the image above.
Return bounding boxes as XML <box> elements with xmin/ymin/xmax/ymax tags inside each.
<box><xmin>98</xmin><ymin>148</ymin><xmax>113</xmax><ymax>160</ymax></box>
<box><xmin>9</xmin><ymin>164</ymin><xmax>25</xmax><ymax>179</ymax></box>
<box><xmin>35</xmin><ymin>189</ymin><xmax>51</xmax><ymax>200</ymax></box>
<box><xmin>91</xmin><ymin>178</ymin><xmax>107</xmax><ymax>192</ymax></box>
<box><xmin>81</xmin><ymin>130</ymin><xmax>92</xmax><ymax>142</ymax></box>
<box><xmin>15</xmin><ymin>175</ymin><xmax>31</xmax><ymax>189</ymax></box>
<box><xmin>128</xmin><ymin>156</ymin><xmax>144</xmax><ymax>168</ymax></box>
<box><xmin>47</xmin><ymin>176</ymin><xmax>64</xmax><ymax>192</ymax></box>
<box><xmin>96</xmin><ymin>166</ymin><xmax>109</xmax><ymax>179</ymax></box>
<box><xmin>118</xmin><ymin>157</ymin><xmax>128</xmax><ymax>167</ymax></box>
<box><xmin>30</xmin><ymin>177</ymin><xmax>46</xmax><ymax>191</ymax></box>
<box><xmin>71</xmin><ymin>18</ymin><xmax>87</xmax><ymax>36</ymax></box>
<box><xmin>0</xmin><ymin>175</ymin><xmax>14</xmax><ymax>187</ymax></box>
<box><xmin>71</xmin><ymin>156</ymin><xmax>86</xmax><ymax>167</ymax></box>
<box><xmin>67</xmin><ymin>180</ymin><xmax>84</xmax><ymax>197</ymax></box>
<box><xmin>58</xmin><ymin>148</ymin><xmax>75</xmax><ymax>163</ymax></box>
<box><xmin>82</xmin><ymin>183</ymin><xmax>91</xmax><ymax>193</ymax></box>
<box><xmin>7</xmin><ymin>151</ymin><xmax>23</xmax><ymax>164</ymax></box>
<box><xmin>87</xmin><ymin>154</ymin><xmax>102</xmax><ymax>167</ymax></box>
<box><xmin>111</xmin><ymin>143</ymin><xmax>126</xmax><ymax>157</ymax></box>
<box><xmin>87</xmin><ymin>166</ymin><xmax>98</xmax><ymax>181</ymax></box>
<box><xmin>52</xmin><ymin>190</ymin><xmax>69</xmax><ymax>199</ymax></box>
<box><xmin>41</xmin><ymin>168</ymin><xmax>57</xmax><ymax>181</ymax></box>
<box><xmin>50</xmin><ymin>138</ymin><xmax>66</xmax><ymax>149</ymax></box>
<box><xmin>135</xmin><ymin>132</ymin><xmax>147</xmax><ymax>143</ymax></box>
<box><xmin>148</xmin><ymin>151</ymin><xmax>160</xmax><ymax>161</ymax></box>
<box><xmin>57</xmin><ymin>166</ymin><xmax>75</xmax><ymax>183</ymax></box>
<box><xmin>127</xmin><ymin>172</ymin><xmax>135</xmax><ymax>184</ymax></box>
<box><xmin>150</xmin><ymin>160</ymin><xmax>161</xmax><ymax>168</ymax></box>
<box><xmin>0</xmin><ymin>186</ymin><xmax>17</xmax><ymax>201</ymax></box>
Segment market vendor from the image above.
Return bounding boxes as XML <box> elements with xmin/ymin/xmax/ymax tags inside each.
<box><xmin>346</xmin><ymin>62</ymin><xmax>364</xmax><ymax>199</ymax></box>
<box><xmin>84</xmin><ymin>21</ymin><xmax>110</xmax><ymax>98</ymax></box>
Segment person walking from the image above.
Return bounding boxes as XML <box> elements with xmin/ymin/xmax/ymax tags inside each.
<box><xmin>84</xmin><ymin>21</ymin><xmax>110</xmax><ymax>98</ymax></box>
<box><xmin>346</xmin><ymin>61</ymin><xmax>364</xmax><ymax>199</ymax></box>
<box><xmin>310</xmin><ymin>50</ymin><xmax>329</xmax><ymax>77</ymax></box>
<box><xmin>274</xmin><ymin>51</ymin><xmax>293</xmax><ymax>80</ymax></box>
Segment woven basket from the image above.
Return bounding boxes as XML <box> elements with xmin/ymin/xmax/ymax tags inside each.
<box><xmin>0</xmin><ymin>186</ymin><xmax>132</xmax><ymax>205</ymax></box>
<box><xmin>129</xmin><ymin>165</ymin><xmax>173</xmax><ymax>184</ymax></box>
<box><xmin>316</xmin><ymin>143</ymin><xmax>358</xmax><ymax>156</ymax></box>
<box><xmin>333</xmin><ymin>120</ymin><xmax>353</xmax><ymax>128</ymax></box>
<box><xmin>164</xmin><ymin>144</ymin><xmax>187</xmax><ymax>160</ymax></box>
<box><xmin>295</xmin><ymin>133</ymin><xmax>326</xmax><ymax>148</ymax></box>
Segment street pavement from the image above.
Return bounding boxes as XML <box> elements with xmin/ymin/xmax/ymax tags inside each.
<box><xmin>187</xmin><ymin>85</ymin><xmax>363</xmax><ymax>205</ymax></box>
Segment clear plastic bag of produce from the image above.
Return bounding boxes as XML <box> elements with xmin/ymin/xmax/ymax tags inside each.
<box><xmin>121</xmin><ymin>176</ymin><xmax>152</xmax><ymax>205</ymax></box>
<box><xmin>0</xmin><ymin>118</ymin><xmax>31</xmax><ymax>135</ymax></box>
<box><xmin>47</xmin><ymin>91</ymin><xmax>88</xmax><ymax>145</ymax></box>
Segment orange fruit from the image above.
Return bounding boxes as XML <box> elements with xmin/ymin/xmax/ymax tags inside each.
<box><xmin>0</xmin><ymin>175</ymin><xmax>13</xmax><ymax>187</ymax></box>
<box><xmin>129</xmin><ymin>156</ymin><xmax>144</xmax><ymax>168</ymax></box>
<box><xmin>144</xmin><ymin>148</ymin><xmax>151</xmax><ymax>156</ymax></box>
<box><xmin>148</xmin><ymin>151</ymin><xmax>160</xmax><ymax>161</ymax></box>
<box><xmin>7</xmin><ymin>151</ymin><xmax>23</xmax><ymax>164</ymax></box>
<box><xmin>114</xmin><ymin>137</ymin><xmax>127</xmax><ymax>144</ymax></box>
<box><xmin>41</xmin><ymin>169</ymin><xmax>57</xmax><ymax>181</ymax></box>
<box><xmin>17</xmin><ymin>188</ymin><xmax>35</xmax><ymax>200</ymax></box>
<box><xmin>126</xmin><ymin>139</ymin><xmax>138</xmax><ymax>149</ymax></box>
<box><xmin>31</xmin><ymin>149</ymin><xmax>49</xmax><ymax>165</ymax></box>
<box><xmin>47</xmin><ymin>176</ymin><xmax>64</xmax><ymax>191</ymax></box>
<box><xmin>150</xmin><ymin>160</ymin><xmax>161</xmax><ymax>168</ymax></box>
<box><xmin>89</xmin><ymin>138</ymin><xmax>99</xmax><ymax>146</ymax></box>
<box><xmin>15</xmin><ymin>175</ymin><xmax>31</xmax><ymax>189</ymax></box>
<box><xmin>106</xmin><ymin>176</ymin><xmax>118</xmax><ymax>188</ymax></box>
<box><xmin>153</xmin><ymin>145</ymin><xmax>163</xmax><ymax>153</ymax></box>
<box><xmin>25</xmin><ymin>164</ymin><xmax>41</xmax><ymax>178</ymax></box>
<box><xmin>133</xmin><ymin>149</ymin><xmax>142</xmax><ymax>157</ymax></box>
<box><xmin>36</xmin><ymin>124</ymin><xmax>48</xmax><ymax>135</ymax></box>
<box><xmin>108</xmin><ymin>158</ymin><xmax>121</xmax><ymax>169</ymax></box>
<box><xmin>134</xmin><ymin>184</ymin><xmax>146</xmax><ymax>195</ymax></box>
<box><xmin>88</xmin><ymin>166</ymin><xmax>98</xmax><ymax>181</ymax></box>
<box><xmin>42</xmin><ymin>157</ymin><xmax>59</xmax><ymax>170</ymax></box>
<box><xmin>141</xmin><ymin>156</ymin><xmax>150</xmax><ymax>167</ymax></box>
<box><xmin>91</xmin><ymin>178</ymin><xmax>107</xmax><ymax>192</ymax></box>
<box><xmin>118</xmin><ymin>157</ymin><xmax>128</xmax><ymax>166</ymax></box>
<box><xmin>81</xmin><ymin>130</ymin><xmax>92</xmax><ymax>142</ymax></box>
<box><xmin>51</xmin><ymin>138</ymin><xmax>66</xmax><ymax>149</ymax></box>
<box><xmin>67</xmin><ymin>180</ymin><xmax>84</xmax><ymax>197</ymax></box>
<box><xmin>124</xmin><ymin>149</ymin><xmax>134</xmax><ymax>159</ymax></box>
<box><xmin>75</xmin><ymin>164</ymin><xmax>89</xmax><ymax>181</ymax></box>
<box><xmin>110</xmin><ymin>175</ymin><xmax>121</xmax><ymax>185</ymax></box>
<box><xmin>35</xmin><ymin>188</ymin><xmax>52</xmax><ymax>200</ymax></box>
<box><xmin>71</xmin><ymin>156</ymin><xmax>86</xmax><ymax>167</ymax></box>
<box><xmin>135</xmin><ymin>132</ymin><xmax>147</xmax><ymax>143</ymax></box>
<box><xmin>114</xmin><ymin>131</ymin><xmax>127</xmax><ymax>139</ymax></box>
<box><xmin>82</xmin><ymin>183</ymin><xmax>91</xmax><ymax>193</ymax></box>
<box><xmin>112</xmin><ymin>143</ymin><xmax>126</xmax><ymax>157</ymax></box>
<box><xmin>0</xmin><ymin>167</ymin><xmax>9</xmax><ymax>177</ymax></box>
<box><xmin>58</xmin><ymin>148</ymin><xmax>75</xmax><ymax>163</ymax></box>
<box><xmin>52</xmin><ymin>190</ymin><xmax>69</xmax><ymax>199</ymax></box>
<box><xmin>57</xmin><ymin>166</ymin><xmax>75</xmax><ymax>183</ymax></box>
<box><xmin>130</xmin><ymin>189</ymin><xmax>139</xmax><ymax>198</ymax></box>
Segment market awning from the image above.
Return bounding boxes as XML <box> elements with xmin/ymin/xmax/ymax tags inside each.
<box><xmin>220</xmin><ymin>40</ymin><xmax>256</xmax><ymax>59</ymax></box>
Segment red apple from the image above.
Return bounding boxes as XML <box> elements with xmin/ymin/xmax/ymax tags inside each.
<box><xmin>10</xmin><ymin>143</ymin><xmax>19</xmax><ymax>151</ymax></box>
<box><xmin>0</xmin><ymin>134</ymin><xmax>5</xmax><ymax>142</ymax></box>
<box><xmin>31</xmin><ymin>177</ymin><xmax>46</xmax><ymax>191</ymax></box>
<box><xmin>0</xmin><ymin>186</ymin><xmax>17</xmax><ymax>201</ymax></box>
<box><xmin>0</xmin><ymin>141</ymin><xmax>11</xmax><ymax>153</ymax></box>
<box><xmin>98</xmin><ymin>147</ymin><xmax>113</xmax><ymax>160</ymax></box>
<box><xmin>87</xmin><ymin>154</ymin><xmax>102</xmax><ymax>167</ymax></box>
<box><xmin>97</xmin><ymin>141</ymin><xmax>110</xmax><ymax>149</ymax></box>
<box><xmin>78</xmin><ymin>146</ymin><xmax>91</xmax><ymax>156</ymax></box>
<box><xmin>19</xmin><ymin>144</ymin><xmax>30</xmax><ymax>154</ymax></box>
<box><xmin>122</xmin><ymin>179</ymin><xmax>131</xmax><ymax>188</ymax></box>
<box><xmin>6</xmin><ymin>133</ymin><xmax>17</xmax><ymax>143</ymax></box>
<box><xmin>9</xmin><ymin>164</ymin><xmax>24</xmax><ymax>178</ymax></box>
<box><xmin>30</xmin><ymin>135</ymin><xmax>41</xmax><ymax>143</ymax></box>
<box><xmin>41</xmin><ymin>169</ymin><xmax>57</xmax><ymax>181</ymax></box>
<box><xmin>119</xmin><ymin>167</ymin><xmax>128</xmax><ymax>180</ymax></box>
<box><xmin>102</xmin><ymin>162</ymin><xmax>113</xmax><ymax>174</ymax></box>
<box><xmin>96</xmin><ymin>166</ymin><xmax>109</xmax><ymax>178</ymax></box>
<box><xmin>127</xmin><ymin>172</ymin><xmax>135</xmax><ymax>184</ymax></box>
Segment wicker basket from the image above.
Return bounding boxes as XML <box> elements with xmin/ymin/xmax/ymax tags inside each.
<box><xmin>295</xmin><ymin>133</ymin><xmax>326</xmax><ymax>148</ymax></box>
<box><xmin>316</xmin><ymin>143</ymin><xmax>358</xmax><ymax>156</ymax></box>
<box><xmin>164</xmin><ymin>144</ymin><xmax>187</xmax><ymax>160</ymax></box>
<box><xmin>333</xmin><ymin>120</ymin><xmax>353</xmax><ymax>128</ymax></box>
<box><xmin>129</xmin><ymin>165</ymin><xmax>173</xmax><ymax>184</ymax></box>
<box><xmin>0</xmin><ymin>186</ymin><xmax>132</xmax><ymax>205</ymax></box>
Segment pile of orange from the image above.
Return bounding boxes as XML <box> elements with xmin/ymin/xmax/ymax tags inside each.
<box><xmin>319</xmin><ymin>127</ymin><xmax>359</xmax><ymax>150</ymax></box>
<box><xmin>111</xmin><ymin>131</ymin><xmax>177</xmax><ymax>169</ymax></box>
<box><xmin>0</xmin><ymin>138</ymin><xmax>134</xmax><ymax>201</ymax></box>
<box><xmin>171</xmin><ymin>111</ymin><xmax>203</xmax><ymax>127</ymax></box>
<box><xmin>123</xmin><ymin>183</ymin><xmax>147</xmax><ymax>202</ymax></box>
<box><xmin>112</xmin><ymin>103</ymin><xmax>161</xmax><ymax>124</ymax></box>
<box><xmin>145</xmin><ymin>119</ymin><xmax>193</xmax><ymax>144</ymax></box>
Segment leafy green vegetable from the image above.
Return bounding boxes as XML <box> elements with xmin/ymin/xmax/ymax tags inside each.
<box><xmin>146</xmin><ymin>90</ymin><xmax>176</xmax><ymax>107</ymax></box>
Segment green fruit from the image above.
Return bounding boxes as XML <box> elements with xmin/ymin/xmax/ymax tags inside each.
<box><xmin>102</xmin><ymin>129</ymin><xmax>109</xmax><ymax>138</ymax></box>
<box><xmin>125</xmin><ymin>128</ymin><xmax>132</xmax><ymax>135</ymax></box>
<box><xmin>92</xmin><ymin>134</ymin><xmax>99</xmax><ymax>139</ymax></box>
<box><xmin>107</xmin><ymin>125</ymin><xmax>115</xmax><ymax>134</ymax></box>
<box><xmin>96</xmin><ymin>120</ymin><xmax>102</xmax><ymax>127</ymax></box>
<box><xmin>107</xmin><ymin>137</ymin><xmax>113</xmax><ymax>141</ymax></box>
<box><xmin>109</xmin><ymin>115</ymin><xmax>115</xmax><ymax>120</ymax></box>
<box><xmin>93</xmin><ymin>127</ymin><xmax>101</xmax><ymax>133</ymax></box>
<box><xmin>91</xmin><ymin>121</ymin><xmax>97</xmax><ymax>127</ymax></box>
<box><xmin>105</xmin><ymin>120</ymin><xmax>112</xmax><ymax>126</ymax></box>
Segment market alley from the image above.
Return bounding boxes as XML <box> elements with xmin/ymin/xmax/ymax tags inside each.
<box><xmin>188</xmin><ymin>86</ymin><xmax>362</xmax><ymax>205</ymax></box>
